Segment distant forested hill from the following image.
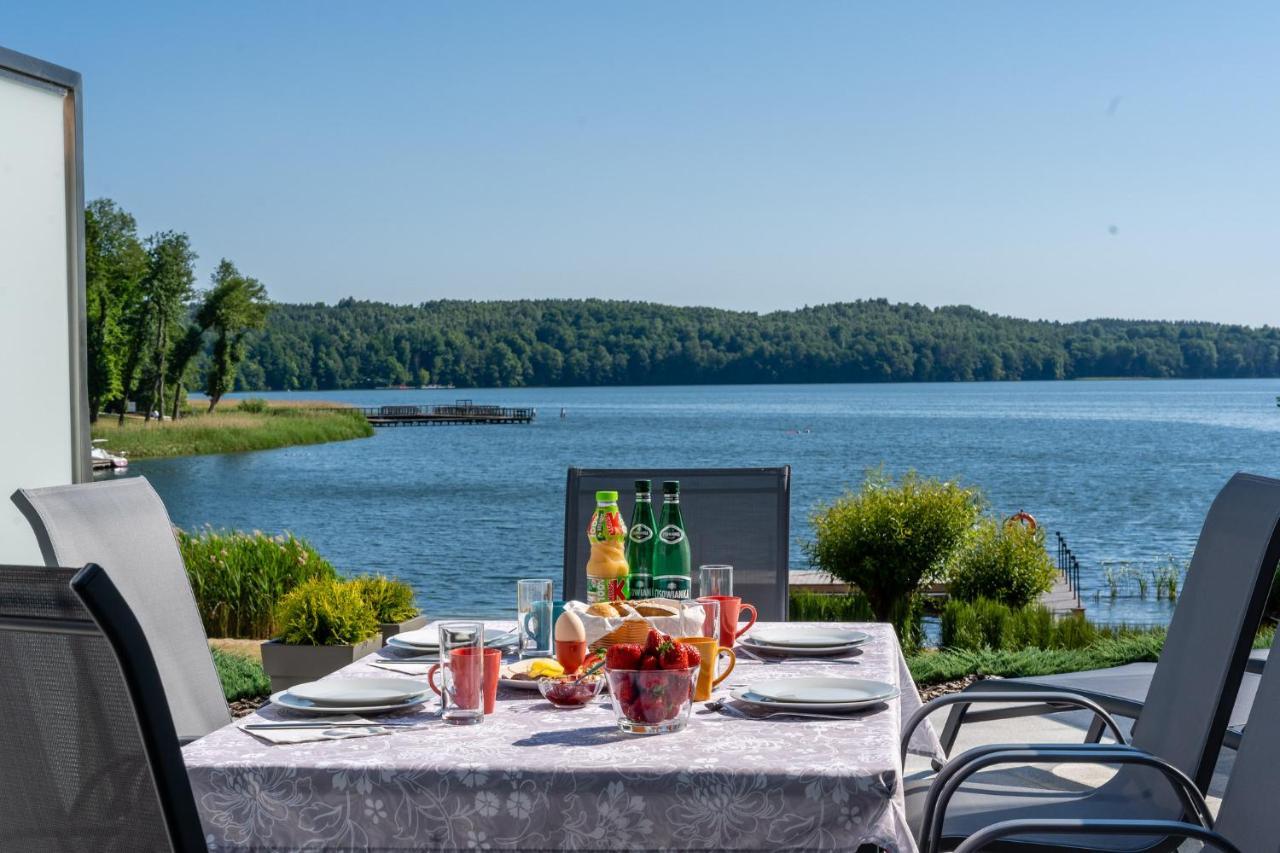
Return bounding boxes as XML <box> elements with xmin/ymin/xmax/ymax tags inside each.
<box><xmin>231</xmin><ymin>298</ymin><xmax>1280</xmax><ymax>390</ymax></box>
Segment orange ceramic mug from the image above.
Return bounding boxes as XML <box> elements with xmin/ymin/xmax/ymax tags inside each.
<box><xmin>701</xmin><ymin>594</ymin><xmax>757</xmax><ymax>648</ymax></box>
<box><xmin>428</xmin><ymin>647</ymin><xmax>500</xmax><ymax>715</ymax></box>
<box><xmin>675</xmin><ymin>635</ymin><xmax>736</xmax><ymax>701</ymax></box>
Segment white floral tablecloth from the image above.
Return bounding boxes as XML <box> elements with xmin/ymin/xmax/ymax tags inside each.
<box><xmin>185</xmin><ymin>622</ymin><xmax>939</xmax><ymax>851</ymax></box>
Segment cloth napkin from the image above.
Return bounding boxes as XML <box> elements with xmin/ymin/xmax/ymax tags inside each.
<box><xmin>238</xmin><ymin>715</ymin><xmax>403</xmax><ymax>744</ymax></box>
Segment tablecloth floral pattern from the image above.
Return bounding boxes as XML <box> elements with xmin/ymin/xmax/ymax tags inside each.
<box><xmin>185</xmin><ymin>622</ymin><xmax>940</xmax><ymax>851</ymax></box>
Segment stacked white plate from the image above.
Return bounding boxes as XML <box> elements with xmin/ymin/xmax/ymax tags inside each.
<box><xmin>271</xmin><ymin>677</ymin><xmax>433</xmax><ymax>715</ymax></box>
<box><xmin>739</xmin><ymin>625</ymin><xmax>870</xmax><ymax>657</ymax></box>
<box><xmin>731</xmin><ymin>676</ymin><xmax>899</xmax><ymax>712</ymax></box>
<box><xmin>386</xmin><ymin>625</ymin><xmax>516</xmax><ymax>655</ymax></box>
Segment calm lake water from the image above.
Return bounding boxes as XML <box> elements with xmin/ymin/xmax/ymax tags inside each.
<box><xmin>123</xmin><ymin>380</ymin><xmax>1280</xmax><ymax>623</ymax></box>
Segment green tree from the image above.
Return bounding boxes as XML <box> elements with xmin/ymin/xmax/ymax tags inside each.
<box><xmin>166</xmin><ymin>322</ymin><xmax>206</xmax><ymax>421</ymax></box>
<box><xmin>138</xmin><ymin>231</ymin><xmax>198</xmax><ymax>422</ymax></box>
<box><xmin>199</xmin><ymin>259</ymin><xmax>271</xmax><ymax>412</ymax></box>
<box><xmin>84</xmin><ymin>199</ymin><xmax>146</xmax><ymax>420</ymax></box>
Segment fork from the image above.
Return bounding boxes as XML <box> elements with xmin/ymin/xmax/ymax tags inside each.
<box><xmin>704</xmin><ymin>699</ymin><xmax>861</xmax><ymax>721</ymax></box>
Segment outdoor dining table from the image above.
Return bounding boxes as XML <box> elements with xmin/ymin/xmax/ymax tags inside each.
<box><xmin>184</xmin><ymin>621</ymin><xmax>942</xmax><ymax>851</ymax></box>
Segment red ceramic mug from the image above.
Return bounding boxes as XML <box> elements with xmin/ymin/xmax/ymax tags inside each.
<box><xmin>428</xmin><ymin>647</ymin><xmax>500</xmax><ymax>715</ymax></box>
<box><xmin>702</xmin><ymin>594</ymin><xmax>757</xmax><ymax>648</ymax></box>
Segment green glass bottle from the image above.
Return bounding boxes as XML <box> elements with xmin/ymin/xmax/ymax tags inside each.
<box><xmin>625</xmin><ymin>480</ymin><xmax>657</xmax><ymax>599</ymax></box>
<box><xmin>652</xmin><ymin>480</ymin><xmax>691</xmax><ymax>600</ymax></box>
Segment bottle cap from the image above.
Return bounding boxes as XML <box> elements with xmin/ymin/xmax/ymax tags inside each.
<box><xmin>634</xmin><ymin>479</ymin><xmax>651</xmax><ymax>493</ymax></box>
<box><xmin>595</xmin><ymin>490</ymin><xmax>618</xmax><ymax>503</ymax></box>
<box><xmin>662</xmin><ymin>480</ymin><xmax>680</xmax><ymax>494</ymax></box>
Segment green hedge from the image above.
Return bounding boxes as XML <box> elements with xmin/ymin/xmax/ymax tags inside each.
<box><xmin>211</xmin><ymin>648</ymin><xmax>271</xmax><ymax>702</ymax></box>
<box><xmin>940</xmin><ymin>598</ymin><xmax>1161</xmax><ymax>652</ymax></box>
<box><xmin>947</xmin><ymin>520</ymin><xmax>1056</xmax><ymax>607</ymax></box>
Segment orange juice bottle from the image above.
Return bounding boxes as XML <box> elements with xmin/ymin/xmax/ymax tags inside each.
<box><xmin>586</xmin><ymin>490</ymin><xmax>629</xmax><ymax>602</ymax></box>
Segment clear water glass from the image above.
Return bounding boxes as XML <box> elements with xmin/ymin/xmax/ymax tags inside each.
<box><xmin>516</xmin><ymin>578</ymin><xmax>554</xmax><ymax>657</ymax></box>
<box><xmin>689</xmin><ymin>597</ymin><xmax>720</xmax><ymax>639</ymax></box>
<box><xmin>698</xmin><ymin>564</ymin><xmax>733</xmax><ymax>598</ymax></box>
<box><xmin>437</xmin><ymin>621</ymin><xmax>485</xmax><ymax>725</ymax></box>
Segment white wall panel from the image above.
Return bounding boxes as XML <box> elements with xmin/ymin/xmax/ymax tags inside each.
<box><xmin>0</xmin><ymin>58</ymin><xmax>84</xmax><ymax>563</ymax></box>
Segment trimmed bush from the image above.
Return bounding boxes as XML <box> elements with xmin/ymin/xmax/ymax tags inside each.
<box><xmin>806</xmin><ymin>469</ymin><xmax>982</xmax><ymax>640</ymax></box>
<box><xmin>948</xmin><ymin>519</ymin><xmax>1056</xmax><ymax>607</ymax></box>
<box><xmin>789</xmin><ymin>589</ymin><xmax>875</xmax><ymax>622</ymax></box>
<box><xmin>352</xmin><ymin>574</ymin><xmax>419</xmax><ymax>623</ymax></box>
<box><xmin>211</xmin><ymin>648</ymin><xmax>271</xmax><ymax>701</ymax></box>
<box><xmin>275</xmin><ymin>577</ymin><xmax>379</xmax><ymax>646</ymax></box>
<box><xmin>236</xmin><ymin>397</ymin><xmax>270</xmax><ymax>414</ymax></box>
<box><xmin>181</xmin><ymin>528</ymin><xmax>338</xmax><ymax>639</ymax></box>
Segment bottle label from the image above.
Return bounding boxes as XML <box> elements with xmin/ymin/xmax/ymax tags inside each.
<box><xmin>629</xmin><ymin>524</ymin><xmax>653</xmax><ymax>543</ymax></box>
<box><xmin>652</xmin><ymin>574</ymin><xmax>691</xmax><ymax>600</ymax></box>
<box><xmin>658</xmin><ymin>525</ymin><xmax>685</xmax><ymax>545</ymax></box>
<box><xmin>587</xmin><ymin>575</ymin><xmax>630</xmax><ymax>603</ymax></box>
<box><xmin>629</xmin><ymin>572</ymin><xmax>653</xmax><ymax>599</ymax></box>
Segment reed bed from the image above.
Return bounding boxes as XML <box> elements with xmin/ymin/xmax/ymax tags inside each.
<box><xmin>180</xmin><ymin>527</ymin><xmax>338</xmax><ymax>639</ymax></box>
<box><xmin>91</xmin><ymin>405</ymin><xmax>371</xmax><ymax>459</ymax></box>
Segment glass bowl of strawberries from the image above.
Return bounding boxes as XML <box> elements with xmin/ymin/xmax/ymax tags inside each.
<box><xmin>604</xmin><ymin>629</ymin><xmax>702</xmax><ymax>735</ymax></box>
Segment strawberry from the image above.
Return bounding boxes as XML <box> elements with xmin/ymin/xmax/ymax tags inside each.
<box><xmin>643</xmin><ymin>629</ymin><xmax>664</xmax><ymax>657</ymax></box>
<box><xmin>606</xmin><ymin>643</ymin><xmax>643</xmax><ymax>671</ymax></box>
<box><xmin>683</xmin><ymin>643</ymin><xmax>702</xmax><ymax>670</ymax></box>
<box><xmin>638</xmin><ymin>670</ymin><xmax>666</xmax><ymax>694</ymax></box>
<box><xmin>614</xmin><ymin>674</ymin><xmax>638</xmax><ymax>705</ymax></box>
<box><xmin>640</xmin><ymin>655</ymin><xmax>660</xmax><ymax>671</ymax></box>
<box><xmin>659</xmin><ymin>642</ymin><xmax>689</xmax><ymax>671</ymax></box>
<box><xmin>638</xmin><ymin>691</ymin><xmax>666</xmax><ymax>724</ymax></box>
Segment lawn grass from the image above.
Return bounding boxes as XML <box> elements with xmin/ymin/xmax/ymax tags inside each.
<box><xmin>91</xmin><ymin>404</ymin><xmax>372</xmax><ymax>459</ymax></box>
<box><xmin>211</xmin><ymin>647</ymin><xmax>271</xmax><ymax>702</ymax></box>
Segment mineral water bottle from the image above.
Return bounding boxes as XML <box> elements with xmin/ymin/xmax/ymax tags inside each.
<box><xmin>652</xmin><ymin>480</ymin><xmax>691</xmax><ymax>599</ymax></box>
<box><xmin>625</xmin><ymin>480</ymin><xmax>657</xmax><ymax>599</ymax></box>
<box><xmin>585</xmin><ymin>490</ymin><xmax>629</xmax><ymax>603</ymax></box>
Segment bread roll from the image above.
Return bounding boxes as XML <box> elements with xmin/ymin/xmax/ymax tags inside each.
<box><xmin>586</xmin><ymin>602</ymin><xmax>620</xmax><ymax>618</ymax></box>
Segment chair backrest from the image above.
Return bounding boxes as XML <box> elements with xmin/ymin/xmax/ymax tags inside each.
<box><xmin>564</xmin><ymin>467</ymin><xmax>791</xmax><ymax>621</ymax></box>
<box><xmin>11</xmin><ymin>477</ymin><xmax>230</xmax><ymax>741</ymax></box>
<box><xmin>0</xmin><ymin>564</ymin><xmax>205</xmax><ymax>852</ymax></box>
<box><xmin>1130</xmin><ymin>472</ymin><xmax>1280</xmax><ymax>790</ymax></box>
<box><xmin>1212</xmin><ymin>623</ymin><xmax>1280</xmax><ymax>849</ymax></box>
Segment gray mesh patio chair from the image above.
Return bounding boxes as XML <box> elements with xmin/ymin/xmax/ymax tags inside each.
<box><xmin>0</xmin><ymin>563</ymin><xmax>206</xmax><ymax>852</ymax></box>
<box><xmin>927</xmin><ymin>473</ymin><xmax>1280</xmax><ymax>768</ymax></box>
<box><xmin>1246</xmin><ymin>647</ymin><xmax>1267</xmax><ymax>674</ymax></box>
<box><xmin>901</xmin><ymin>472</ymin><xmax>1280</xmax><ymax>852</ymax></box>
<box><xmin>563</xmin><ymin>467</ymin><xmax>791</xmax><ymax>620</ymax></box>
<box><xmin>11</xmin><ymin>477</ymin><xmax>230</xmax><ymax>742</ymax></box>
<box><xmin>954</xmin><ymin>623</ymin><xmax>1280</xmax><ymax>853</ymax></box>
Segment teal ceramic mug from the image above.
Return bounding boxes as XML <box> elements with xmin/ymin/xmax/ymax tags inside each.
<box><xmin>523</xmin><ymin>599</ymin><xmax>566</xmax><ymax>651</ymax></box>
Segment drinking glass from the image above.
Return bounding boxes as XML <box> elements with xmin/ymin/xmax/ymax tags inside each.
<box><xmin>517</xmin><ymin>578</ymin><xmax>555</xmax><ymax>657</ymax></box>
<box><xmin>698</xmin><ymin>564</ymin><xmax>733</xmax><ymax>598</ymax></box>
<box><xmin>437</xmin><ymin>621</ymin><xmax>485</xmax><ymax>725</ymax></box>
<box><xmin>688</xmin><ymin>597</ymin><xmax>720</xmax><ymax>639</ymax></box>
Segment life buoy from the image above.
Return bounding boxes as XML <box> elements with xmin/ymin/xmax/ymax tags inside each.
<box><xmin>1006</xmin><ymin>510</ymin><xmax>1037</xmax><ymax>531</ymax></box>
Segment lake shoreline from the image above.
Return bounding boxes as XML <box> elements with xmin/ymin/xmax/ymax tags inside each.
<box><xmin>91</xmin><ymin>404</ymin><xmax>373</xmax><ymax>460</ymax></box>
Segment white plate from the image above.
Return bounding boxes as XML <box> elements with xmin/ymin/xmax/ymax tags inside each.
<box><xmin>745</xmin><ymin>627</ymin><xmax>870</xmax><ymax>648</ymax></box>
<box><xmin>499</xmin><ymin>658</ymin><xmax>551</xmax><ymax>691</ymax></box>
<box><xmin>730</xmin><ymin>680</ymin><xmax>899</xmax><ymax>712</ymax></box>
<box><xmin>388</xmin><ymin>626</ymin><xmax>514</xmax><ymax>651</ymax></box>
<box><xmin>745</xmin><ymin>676</ymin><xmax>894</xmax><ymax>704</ymax></box>
<box><xmin>288</xmin><ymin>678</ymin><xmax>432</xmax><ymax>706</ymax></box>
<box><xmin>270</xmin><ymin>689</ymin><xmax>432</xmax><ymax>716</ymax></box>
<box><xmin>738</xmin><ymin>637</ymin><xmax>864</xmax><ymax>657</ymax></box>
<box><xmin>498</xmin><ymin>659</ymin><xmax>611</xmax><ymax>693</ymax></box>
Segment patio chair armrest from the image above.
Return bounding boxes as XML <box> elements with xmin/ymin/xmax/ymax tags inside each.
<box><xmin>900</xmin><ymin>690</ymin><xmax>1127</xmax><ymax>763</ymax></box>
<box><xmin>953</xmin><ymin>818</ymin><xmax>1240</xmax><ymax>853</ymax></box>
<box><xmin>920</xmin><ymin>746</ymin><xmax>1212</xmax><ymax>853</ymax></box>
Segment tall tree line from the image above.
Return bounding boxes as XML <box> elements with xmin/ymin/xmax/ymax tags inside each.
<box><xmin>237</xmin><ymin>299</ymin><xmax>1280</xmax><ymax>391</ymax></box>
<box><xmin>84</xmin><ymin>199</ymin><xmax>271</xmax><ymax>421</ymax></box>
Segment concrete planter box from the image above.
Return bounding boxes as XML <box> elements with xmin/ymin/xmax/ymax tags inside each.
<box><xmin>260</xmin><ymin>635</ymin><xmax>383</xmax><ymax>693</ymax></box>
<box><xmin>380</xmin><ymin>613</ymin><xmax>428</xmax><ymax>645</ymax></box>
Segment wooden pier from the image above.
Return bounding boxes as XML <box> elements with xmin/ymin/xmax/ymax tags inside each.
<box><xmin>357</xmin><ymin>400</ymin><xmax>536</xmax><ymax>427</ymax></box>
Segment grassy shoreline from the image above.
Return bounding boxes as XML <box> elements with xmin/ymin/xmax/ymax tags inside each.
<box><xmin>91</xmin><ymin>404</ymin><xmax>373</xmax><ymax>459</ymax></box>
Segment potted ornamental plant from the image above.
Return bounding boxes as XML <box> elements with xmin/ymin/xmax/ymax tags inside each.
<box><xmin>260</xmin><ymin>576</ymin><xmax>383</xmax><ymax>692</ymax></box>
<box><xmin>352</xmin><ymin>574</ymin><xmax>426</xmax><ymax>644</ymax></box>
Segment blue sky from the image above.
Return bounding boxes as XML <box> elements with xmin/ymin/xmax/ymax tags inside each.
<box><xmin>6</xmin><ymin>3</ymin><xmax>1277</xmax><ymax>323</ymax></box>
